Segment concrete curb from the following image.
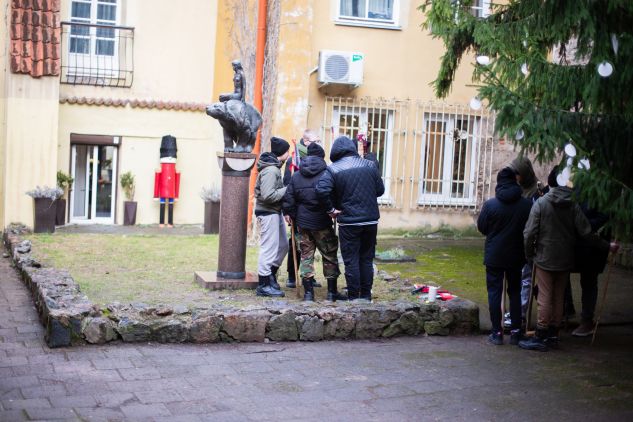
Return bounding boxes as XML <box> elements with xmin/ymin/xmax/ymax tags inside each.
<box><xmin>3</xmin><ymin>227</ymin><xmax>479</xmax><ymax>348</ymax></box>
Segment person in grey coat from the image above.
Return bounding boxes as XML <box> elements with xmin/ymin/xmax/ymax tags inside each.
<box><xmin>254</xmin><ymin>137</ymin><xmax>290</xmax><ymax>297</ymax></box>
<box><xmin>519</xmin><ymin>181</ymin><xmax>591</xmax><ymax>351</ymax></box>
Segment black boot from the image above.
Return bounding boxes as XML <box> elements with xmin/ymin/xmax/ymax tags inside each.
<box><xmin>286</xmin><ymin>278</ymin><xmax>296</xmax><ymax>288</ymax></box>
<box><xmin>256</xmin><ymin>275</ymin><xmax>285</xmax><ymax>297</ymax></box>
<box><xmin>303</xmin><ymin>277</ymin><xmax>315</xmax><ymax>302</ymax></box>
<box><xmin>269</xmin><ymin>266</ymin><xmax>281</xmax><ymax>290</ymax></box>
<box><xmin>326</xmin><ymin>278</ymin><xmax>347</xmax><ymax>302</ymax></box>
<box><xmin>518</xmin><ymin>328</ymin><xmax>549</xmax><ymax>352</ymax></box>
<box><xmin>544</xmin><ymin>325</ymin><xmax>560</xmax><ymax>349</ymax></box>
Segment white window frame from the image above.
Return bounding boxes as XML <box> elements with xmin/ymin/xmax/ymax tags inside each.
<box><xmin>335</xmin><ymin>0</ymin><xmax>401</xmax><ymax>29</ymax></box>
<box><xmin>332</xmin><ymin>106</ymin><xmax>394</xmax><ymax>204</ymax></box>
<box><xmin>417</xmin><ymin>114</ymin><xmax>479</xmax><ymax>206</ymax></box>
<box><xmin>68</xmin><ymin>0</ymin><xmax>120</xmax><ymax>77</ymax></box>
<box><xmin>470</xmin><ymin>0</ymin><xmax>491</xmax><ymax>18</ymax></box>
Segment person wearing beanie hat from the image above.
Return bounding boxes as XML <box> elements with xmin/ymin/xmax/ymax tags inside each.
<box><xmin>153</xmin><ymin>135</ymin><xmax>181</xmax><ymax>228</ymax></box>
<box><xmin>282</xmin><ymin>139</ymin><xmax>345</xmax><ymax>302</ymax></box>
<box><xmin>315</xmin><ymin>135</ymin><xmax>385</xmax><ymax>301</ymax></box>
<box><xmin>254</xmin><ymin>137</ymin><xmax>291</xmax><ymax>297</ymax></box>
<box><xmin>282</xmin><ymin>129</ymin><xmax>322</xmax><ymax>288</ymax></box>
<box><xmin>477</xmin><ymin>167</ymin><xmax>532</xmax><ymax>345</ymax></box>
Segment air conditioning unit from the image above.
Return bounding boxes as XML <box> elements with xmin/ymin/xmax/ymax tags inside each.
<box><xmin>318</xmin><ymin>50</ymin><xmax>364</xmax><ymax>86</ymax></box>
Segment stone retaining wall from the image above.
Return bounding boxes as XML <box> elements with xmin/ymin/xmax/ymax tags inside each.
<box><xmin>3</xmin><ymin>226</ymin><xmax>479</xmax><ymax>348</ymax></box>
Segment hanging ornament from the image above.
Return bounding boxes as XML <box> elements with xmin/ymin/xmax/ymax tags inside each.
<box><xmin>566</xmin><ymin>157</ymin><xmax>574</xmax><ymax>166</ymax></box>
<box><xmin>611</xmin><ymin>34</ymin><xmax>619</xmax><ymax>55</ymax></box>
<box><xmin>521</xmin><ymin>63</ymin><xmax>529</xmax><ymax>76</ymax></box>
<box><xmin>515</xmin><ymin>129</ymin><xmax>525</xmax><ymax>140</ymax></box>
<box><xmin>562</xmin><ymin>166</ymin><xmax>571</xmax><ymax>180</ymax></box>
<box><xmin>564</xmin><ymin>143</ymin><xmax>577</xmax><ymax>157</ymax></box>
<box><xmin>556</xmin><ymin>173</ymin><xmax>568</xmax><ymax>187</ymax></box>
<box><xmin>578</xmin><ymin>158</ymin><xmax>590</xmax><ymax>170</ymax></box>
<box><xmin>522</xmin><ymin>40</ymin><xmax>528</xmax><ymax>48</ymax></box>
<box><xmin>597</xmin><ymin>61</ymin><xmax>614</xmax><ymax>78</ymax></box>
<box><xmin>469</xmin><ymin>97</ymin><xmax>482</xmax><ymax>110</ymax></box>
<box><xmin>476</xmin><ymin>55</ymin><xmax>490</xmax><ymax>66</ymax></box>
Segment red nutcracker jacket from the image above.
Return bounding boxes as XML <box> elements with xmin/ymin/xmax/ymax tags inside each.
<box><xmin>154</xmin><ymin>163</ymin><xmax>180</xmax><ymax>199</ymax></box>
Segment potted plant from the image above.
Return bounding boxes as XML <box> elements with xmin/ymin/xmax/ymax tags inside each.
<box><xmin>27</xmin><ymin>186</ymin><xmax>63</xmax><ymax>233</ymax></box>
<box><xmin>120</xmin><ymin>171</ymin><xmax>137</xmax><ymax>225</ymax></box>
<box><xmin>56</xmin><ymin>171</ymin><xmax>73</xmax><ymax>226</ymax></box>
<box><xmin>200</xmin><ymin>184</ymin><xmax>221</xmax><ymax>234</ymax></box>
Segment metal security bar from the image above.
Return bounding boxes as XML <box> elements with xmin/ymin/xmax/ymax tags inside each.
<box><xmin>60</xmin><ymin>21</ymin><xmax>134</xmax><ymax>87</ymax></box>
<box><xmin>322</xmin><ymin>97</ymin><xmax>410</xmax><ymax>208</ymax></box>
<box><xmin>412</xmin><ymin>101</ymin><xmax>495</xmax><ymax>211</ymax></box>
<box><xmin>321</xmin><ymin>97</ymin><xmax>496</xmax><ymax>212</ymax></box>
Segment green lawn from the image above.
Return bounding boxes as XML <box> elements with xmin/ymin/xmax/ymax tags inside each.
<box><xmin>27</xmin><ymin>233</ymin><xmax>487</xmax><ymax>308</ymax></box>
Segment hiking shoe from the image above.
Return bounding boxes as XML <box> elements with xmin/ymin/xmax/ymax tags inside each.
<box><xmin>510</xmin><ymin>329</ymin><xmax>525</xmax><ymax>345</ymax></box>
<box><xmin>572</xmin><ymin>321</ymin><xmax>595</xmax><ymax>337</ymax></box>
<box><xmin>488</xmin><ymin>332</ymin><xmax>503</xmax><ymax>345</ymax></box>
<box><xmin>518</xmin><ymin>336</ymin><xmax>548</xmax><ymax>352</ymax></box>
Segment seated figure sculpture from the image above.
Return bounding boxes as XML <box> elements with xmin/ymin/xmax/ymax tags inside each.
<box><xmin>206</xmin><ymin>60</ymin><xmax>262</xmax><ymax>153</ymax></box>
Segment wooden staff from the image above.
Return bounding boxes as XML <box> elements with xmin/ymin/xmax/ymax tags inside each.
<box><xmin>526</xmin><ymin>263</ymin><xmax>537</xmax><ymax>334</ymax></box>
<box><xmin>591</xmin><ymin>252</ymin><xmax>615</xmax><ymax>346</ymax></box>
<box><xmin>291</xmin><ymin>225</ymin><xmax>301</xmax><ymax>299</ymax></box>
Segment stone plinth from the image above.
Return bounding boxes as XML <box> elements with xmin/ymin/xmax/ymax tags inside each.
<box><xmin>194</xmin><ymin>271</ymin><xmax>258</xmax><ymax>290</ymax></box>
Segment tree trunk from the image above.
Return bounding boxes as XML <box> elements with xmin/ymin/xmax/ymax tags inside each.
<box><xmin>123</xmin><ymin>201</ymin><xmax>137</xmax><ymax>226</ymax></box>
<box><xmin>33</xmin><ymin>198</ymin><xmax>56</xmax><ymax>233</ymax></box>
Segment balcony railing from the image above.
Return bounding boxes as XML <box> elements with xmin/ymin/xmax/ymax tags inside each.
<box><xmin>60</xmin><ymin>21</ymin><xmax>134</xmax><ymax>88</ymax></box>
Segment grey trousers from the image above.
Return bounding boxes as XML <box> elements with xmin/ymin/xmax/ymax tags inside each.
<box><xmin>257</xmin><ymin>213</ymin><xmax>289</xmax><ymax>276</ymax></box>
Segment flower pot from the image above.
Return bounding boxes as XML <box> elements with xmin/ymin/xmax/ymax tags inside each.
<box><xmin>33</xmin><ymin>198</ymin><xmax>57</xmax><ymax>233</ymax></box>
<box><xmin>55</xmin><ymin>198</ymin><xmax>66</xmax><ymax>226</ymax></box>
<box><xmin>123</xmin><ymin>201</ymin><xmax>137</xmax><ymax>226</ymax></box>
<box><xmin>204</xmin><ymin>201</ymin><xmax>220</xmax><ymax>234</ymax></box>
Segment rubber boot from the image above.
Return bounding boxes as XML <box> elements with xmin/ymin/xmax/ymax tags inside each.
<box><xmin>326</xmin><ymin>278</ymin><xmax>348</xmax><ymax>302</ymax></box>
<box><xmin>303</xmin><ymin>277</ymin><xmax>315</xmax><ymax>302</ymax></box>
<box><xmin>256</xmin><ymin>274</ymin><xmax>285</xmax><ymax>297</ymax></box>
<box><xmin>269</xmin><ymin>265</ymin><xmax>281</xmax><ymax>290</ymax></box>
<box><xmin>518</xmin><ymin>328</ymin><xmax>549</xmax><ymax>352</ymax></box>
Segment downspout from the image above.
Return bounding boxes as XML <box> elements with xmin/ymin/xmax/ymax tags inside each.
<box><xmin>247</xmin><ymin>0</ymin><xmax>267</xmax><ymax>233</ymax></box>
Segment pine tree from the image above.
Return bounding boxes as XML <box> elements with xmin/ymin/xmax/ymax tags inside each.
<box><xmin>421</xmin><ymin>0</ymin><xmax>633</xmax><ymax>237</ymax></box>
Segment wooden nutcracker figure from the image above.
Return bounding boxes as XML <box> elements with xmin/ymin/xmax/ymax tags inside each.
<box><xmin>154</xmin><ymin>135</ymin><xmax>181</xmax><ymax>227</ymax></box>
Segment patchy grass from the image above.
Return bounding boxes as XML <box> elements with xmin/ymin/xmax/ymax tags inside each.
<box><xmin>380</xmin><ymin>224</ymin><xmax>483</xmax><ymax>240</ymax></box>
<box><xmin>26</xmin><ymin>232</ymin><xmax>487</xmax><ymax>308</ymax></box>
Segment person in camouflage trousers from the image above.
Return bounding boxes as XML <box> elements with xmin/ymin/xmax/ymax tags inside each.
<box><xmin>282</xmin><ymin>142</ymin><xmax>346</xmax><ymax>301</ymax></box>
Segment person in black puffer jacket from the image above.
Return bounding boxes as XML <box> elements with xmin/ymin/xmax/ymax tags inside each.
<box><xmin>477</xmin><ymin>167</ymin><xmax>532</xmax><ymax>345</ymax></box>
<box><xmin>282</xmin><ymin>143</ymin><xmax>345</xmax><ymax>302</ymax></box>
<box><xmin>315</xmin><ymin>136</ymin><xmax>385</xmax><ymax>301</ymax></box>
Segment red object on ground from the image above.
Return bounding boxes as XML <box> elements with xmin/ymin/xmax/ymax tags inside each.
<box><xmin>412</xmin><ymin>284</ymin><xmax>457</xmax><ymax>301</ymax></box>
<box><xmin>154</xmin><ymin>163</ymin><xmax>180</xmax><ymax>199</ymax></box>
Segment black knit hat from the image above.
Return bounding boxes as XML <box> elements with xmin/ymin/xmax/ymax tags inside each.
<box><xmin>270</xmin><ymin>136</ymin><xmax>290</xmax><ymax>156</ymax></box>
<box><xmin>307</xmin><ymin>142</ymin><xmax>325</xmax><ymax>158</ymax></box>
<box><xmin>548</xmin><ymin>165</ymin><xmax>559</xmax><ymax>188</ymax></box>
<box><xmin>160</xmin><ymin>135</ymin><xmax>177</xmax><ymax>158</ymax></box>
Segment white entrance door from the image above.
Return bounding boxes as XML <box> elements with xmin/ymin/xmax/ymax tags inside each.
<box><xmin>69</xmin><ymin>144</ymin><xmax>118</xmax><ymax>224</ymax></box>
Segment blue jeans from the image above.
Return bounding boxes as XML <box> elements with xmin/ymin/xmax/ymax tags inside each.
<box><xmin>486</xmin><ymin>266</ymin><xmax>522</xmax><ymax>333</ymax></box>
<box><xmin>338</xmin><ymin>224</ymin><xmax>377</xmax><ymax>299</ymax></box>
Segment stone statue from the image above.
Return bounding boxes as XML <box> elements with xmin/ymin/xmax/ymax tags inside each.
<box><xmin>206</xmin><ymin>60</ymin><xmax>262</xmax><ymax>153</ymax></box>
<box><xmin>219</xmin><ymin>60</ymin><xmax>245</xmax><ymax>102</ymax></box>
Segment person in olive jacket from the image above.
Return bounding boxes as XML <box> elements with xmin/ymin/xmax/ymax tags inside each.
<box><xmin>520</xmin><ymin>180</ymin><xmax>592</xmax><ymax>351</ymax></box>
<box><xmin>282</xmin><ymin>143</ymin><xmax>345</xmax><ymax>302</ymax></box>
<box><xmin>254</xmin><ymin>137</ymin><xmax>290</xmax><ymax>297</ymax></box>
<box><xmin>477</xmin><ymin>167</ymin><xmax>532</xmax><ymax>346</ymax></box>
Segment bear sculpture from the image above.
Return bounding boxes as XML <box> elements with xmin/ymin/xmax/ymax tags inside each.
<box><xmin>206</xmin><ymin>100</ymin><xmax>262</xmax><ymax>153</ymax></box>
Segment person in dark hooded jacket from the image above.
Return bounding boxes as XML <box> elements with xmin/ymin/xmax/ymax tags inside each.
<box><xmin>477</xmin><ymin>167</ymin><xmax>532</xmax><ymax>345</ymax></box>
<box><xmin>315</xmin><ymin>136</ymin><xmax>385</xmax><ymax>301</ymax></box>
<box><xmin>282</xmin><ymin>143</ymin><xmax>345</xmax><ymax>302</ymax></box>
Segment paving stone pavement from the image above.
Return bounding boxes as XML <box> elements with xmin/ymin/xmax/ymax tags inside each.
<box><xmin>2</xmin><ymin>255</ymin><xmax>633</xmax><ymax>421</ymax></box>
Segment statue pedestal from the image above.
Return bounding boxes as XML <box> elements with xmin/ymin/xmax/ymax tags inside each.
<box><xmin>195</xmin><ymin>152</ymin><xmax>257</xmax><ymax>290</ymax></box>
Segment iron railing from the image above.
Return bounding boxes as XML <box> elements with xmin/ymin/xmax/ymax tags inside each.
<box><xmin>321</xmin><ymin>97</ymin><xmax>496</xmax><ymax>212</ymax></box>
<box><xmin>60</xmin><ymin>21</ymin><xmax>134</xmax><ymax>88</ymax></box>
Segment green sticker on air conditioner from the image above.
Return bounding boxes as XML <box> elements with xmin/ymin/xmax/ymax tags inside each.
<box><xmin>352</xmin><ymin>54</ymin><xmax>363</xmax><ymax>62</ymax></box>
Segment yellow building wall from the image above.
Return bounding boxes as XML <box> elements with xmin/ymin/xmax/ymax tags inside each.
<box><xmin>56</xmin><ymin>0</ymin><xmax>223</xmax><ymax>225</ymax></box>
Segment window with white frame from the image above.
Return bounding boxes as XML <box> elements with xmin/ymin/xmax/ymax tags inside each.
<box><xmin>418</xmin><ymin>114</ymin><xmax>480</xmax><ymax>205</ymax></box>
<box><xmin>332</xmin><ymin>106</ymin><xmax>394</xmax><ymax>202</ymax></box>
<box><xmin>337</xmin><ymin>0</ymin><xmax>400</xmax><ymax>27</ymax></box>
<box><xmin>469</xmin><ymin>0</ymin><xmax>491</xmax><ymax>18</ymax></box>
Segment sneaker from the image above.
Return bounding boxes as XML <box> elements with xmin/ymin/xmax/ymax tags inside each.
<box><xmin>518</xmin><ymin>335</ymin><xmax>548</xmax><ymax>352</ymax></box>
<box><xmin>572</xmin><ymin>321</ymin><xmax>595</xmax><ymax>337</ymax></box>
<box><xmin>503</xmin><ymin>312</ymin><xmax>512</xmax><ymax>329</ymax></box>
<box><xmin>488</xmin><ymin>332</ymin><xmax>503</xmax><ymax>345</ymax></box>
<box><xmin>510</xmin><ymin>329</ymin><xmax>525</xmax><ymax>345</ymax></box>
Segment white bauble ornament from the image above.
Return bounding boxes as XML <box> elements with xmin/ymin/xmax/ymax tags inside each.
<box><xmin>611</xmin><ymin>34</ymin><xmax>619</xmax><ymax>55</ymax></box>
<box><xmin>578</xmin><ymin>158</ymin><xmax>590</xmax><ymax>170</ymax></box>
<box><xmin>476</xmin><ymin>55</ymin><xmax>490</xmax><ymax>65</ymax></box>
<box><xmin>469</xmin><ymin>97</ymin><xmax>482</xmax><ymax>110</ymax></box>
<box><xmin>567</xmin><ymin>157</ymin><xmax>574</xmax><ymax>166</ymax></box>
<box><xmin>515</xmin><ymin>130</ymin><xmax>525</xmax><ymax>140</ymax></box>
<box><xmin>521</xmin><ymin>63</ymin><xmax>529</xmax><ymax>75</ymax></box>
<box><xmin>556</xmin><ymin>173</ymin><xmax>568</xmax><ymax>187</ymax></box>
<box><xmin>598</xmin><ymin>61</ymin><xmax>614</xmax><ymax>77</ymax></box>
<box><xmin>564</xmin><ymin>143</ymin><xmax>577</xmax><ymax>157</ymax></box>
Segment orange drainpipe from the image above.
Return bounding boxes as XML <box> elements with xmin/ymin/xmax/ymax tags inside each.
<box><xmin>247</xmin><ymin>0</ymin><xmax>267</xmax><ymax>232</ymax></box>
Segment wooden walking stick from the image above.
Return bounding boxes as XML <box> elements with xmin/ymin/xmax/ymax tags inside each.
<box><xmin>291</xmin><ymin>223</ymin><xmax>301</xmax><ymax>299</ymax></box>
<box><xmin>591</xmin><ymin>251</ymin><xmax>615</xmax><ymax>346</ymax></box>
<box><xmin>525</xmin><ymin>263</ymin><xmax>537</xmax><ymax>334</ymax></box>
